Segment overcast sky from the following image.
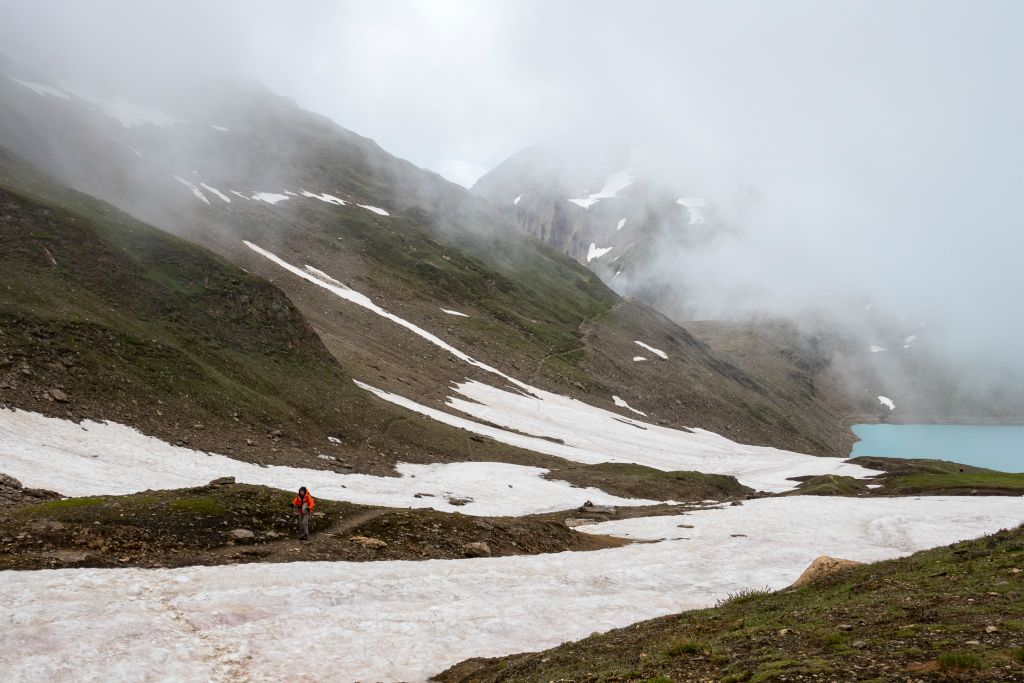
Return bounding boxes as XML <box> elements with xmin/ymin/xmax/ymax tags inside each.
<box><xmin>2</xmin><ymin>0</ymin><xmax>1023</xmax><ymax>379</ymax></box>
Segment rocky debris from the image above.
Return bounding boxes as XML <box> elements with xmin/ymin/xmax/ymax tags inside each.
<box><xmin>0</xmin><ymin>472</ymin><xmax>61</xmax><ymax>509</ymax></box>
<box><xmin>677</xmin><ymin>523</ymin><xmax>695</xmax><ymax>528</ymax></box>
<box><xmin>414</xmin><ymin>492</ymin><xmax>435</xmax><ymax>498</ymax></box>
<box><xmin>578</xmin><ymin>500</ymin><xmax>616</xmax><ymax>514</ymax></box>
<box><xmin>46</xmin><ymin>387</ymin><xmax>68</xmax><ymax>402</ymax></box>
<box><xmin>209</xmin><ymin>477</ymin><xmax>236</xmax><ymax>487</ymax></box>
<box><xmin>349</xmin><ymin>535</ymin><xmax>387</xmax><ymax>549</ymax></box>
<box><xmin>463</xmin><ymin>541</ymin><xmax>492</xmax><ymax>558</ymax></box>
<box><xmin>563</xmin><ymin>518</ymin><xmax>595</xmax><ymax>528</ymax></box>
<box><xmin>791</xmin><ymin>555</ymin><xmax>863</xmax><ymax>587</ymax></box>
<box><xmin>985</xmin><ymin>625</ymin><xmax>998</xmax><ymax>633</ymax></box>
<box><xmin>447</xmin><ymin>497</ymin><xmax>473</xmax><ymax>506</ymax></box>
<box><xmin>228</xmin><ymin>528</ymin><xmax>255</xmax><ymax>540</ymax></box>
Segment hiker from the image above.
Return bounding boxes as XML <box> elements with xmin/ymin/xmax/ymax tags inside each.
<box><xmin>292</xmin><ymin>486</ymin><xmax>315</xmax><ymax>540</ymax></box>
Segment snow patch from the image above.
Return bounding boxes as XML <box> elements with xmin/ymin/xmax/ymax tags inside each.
<box><xmin>9</xmin><ymin>77</ymin><xmax>70</xmax><ymax>99</ymax></box>
<box><xmin>676</xmin><ymin>197</ymin><xmax>707</xmax><ymax>225</ymax></box>
<box><xmin>612</xmin><ymin>395</ymin><xmax>646</xmax><ymax>416</ymax></box>
<box><xmin>878</xmin><ymin>396</ymin><xmax>896</xmax><ymax>410</ymax></box>
<box><xmin>57</xmin><ymin>80</ymin><xmax>182</xmax><ymax>127</ymax></box>
<box><xmin>569</xmin><ymin>169</ymin><xmax>636</xmax><ymax>209</ymax></box>
<box><xmin>229</xmin><ymin>191</ymin><xmax>249</xmax><ymax>200</ymax></box>
<box><xmin>301</xmin><ymin>190</ymin><xmax>347</xmax><ymax>206</ymax></box>
<box><xmin>870</xmin><ymin>345</ymin><xmax>887</xmax><ymax>353</ymax></box>
<box><xmin>441</xmin><ymin>309</ymin><xmax>469</xmax><ymax>318</ymax></box>
<box><xmin>210</xmin><ymin>125</ymin><xmax>230</xmax><ymax>132</ymax></box>
<box><xmin>359</xmin><ymin>204</ymin><xmax>390</xmax><ymax>216</ymax></box>
<box><xmin>513</xmin><ymin>194</ymin><xmax>524</xmax><ymax>205</ymax></box>
<box><xmin>633</xmin><ymin>356</ymin><xmax>647</xmax><ymax>362</ymax></box>
<box><xmin>616</xmin><ymin>218</ymin><xmax>627</xmax><ymax>230</ymax></box>
<box><xmin>586</xmin><ymin>243</ymin><xmax>613</xmax><ymax>262</ymax></box>
<box><xmin>199</xmin><ymin>183</ymin><xmax>230</xmax><ymax>203</ymax></box>
<box><xmin>251</xmin><ymin>192</ymin><xmax>290</xmax><ymax>204</ymax></box>
<box><xmin>172</xmin><ymin>176</ymin><xmax>209</xmax><ymax>205</ymax></box>
<box><xmin>634</xmin><ymin>341</ymin><xmax>668</xmax><ymax>359</ymax></box>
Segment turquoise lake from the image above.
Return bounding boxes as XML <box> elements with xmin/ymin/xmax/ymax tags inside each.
<box><xmin>850</xmin><ymin>424</ymin><xmax>1024</xmax><ymax>472</ymax></box>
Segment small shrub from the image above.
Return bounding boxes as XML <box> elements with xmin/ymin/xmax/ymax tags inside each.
<box><xmin>937</xmin><ymin>651</ymin><xmax>982</xmax><ymax>670</ymax></box>
<box><xmin>716</xmin><ymin>586</ymin><xmax>773</xmax><ymax>607</ymax></box>
<box><xmin>822</xmin><ymin>633</ymin><xmax>844</xmax><ymax>647</ymax></box>
<box><xmin>1013</xmin><ymin>648</ymin><xmax>1024</xmax><ymax>663</ymax></box>
<box><xmin>664</xmin><ymin>640</ymin><xmax>702</xmax><ymax>657</ymax></box>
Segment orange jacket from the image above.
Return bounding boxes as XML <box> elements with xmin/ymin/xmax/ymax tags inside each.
<box><xmin>292</xmin><ymin>491</ymin><xmax>315</xmax><ymax>511</ymax></box>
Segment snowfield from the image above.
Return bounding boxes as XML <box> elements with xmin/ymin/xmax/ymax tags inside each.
<box><xmin>1</xmin><ymin>496</ymin><xmax>1018</xmax><ymax>682</ymax></box>
<box><xmin>0</xmin><ymin>408</ymin><xmax>645</xmax><ymax>516</ymax></box>
<box><xmin>361</xmin><ymin>379</ymin><xmax>880</xmax><ymax>492</ymax></box>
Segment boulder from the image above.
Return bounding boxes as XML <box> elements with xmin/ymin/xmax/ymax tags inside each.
<box><xmin>47</xmin><ymin>388</ymin><xmax>69</xmax><ymax>402</ymax></box>
<box><xmin>208</xmin><ymin>477</ymin><xmax>236</xmax><ymax>486</ymax></box>
<box><xmin>791</xmin><ymin>555</ymin><xmax>863</xmax><ymax>587</ymax></box>
<box><xmin>564</xmin><ymin>518</ymin><xmax>595</xmax><ymax>528</ymax></box>
<box><xmin>464</xmin><ymin>541</ymin><xmax>492</xmax><ymax>558</ymax></box>
<box><xmin>228</xmin><ymin>528</ymin><xmax>255</xmax><ymax>540</ymax></box>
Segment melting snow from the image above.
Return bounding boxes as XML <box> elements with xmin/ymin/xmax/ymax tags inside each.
<box><xmin>172</xmin><ymin>176</ymin><xmax>209</xmax><ymax>205</ymax></box>
<box><xmin>870</xmin><ymin>345</ymin><xmax>887</xmax><ymax>353</ymax></box>
<box><xmin>513</xmin><ymin>194</ymin><xmax>524</xmax><ymax>205</ymax></box>
<box><xmin>586</xmin><ymin>243</ymin><xmax>613</xmax><ymax>262</ymax></box>
<box><xmin>359</xmin><ymin>204</ymin><xmax>390</xmax><ymax>216</ymax></box>
<box><xmin>617</xmin><ymin>218</ymin><xmax>627</xmax><ymax>230</ymax></box>
<box><xmin>676</xmin><ymin>197</ymin><xmax>707</xmax><ymax>225</ymax></box>
<box><xmin>634</xmin><ymin>341</ymin><xmax>668</xmax><ymax>359</ymax></box>
<box><xmin>878</xmin><ymin>396</ymin><xmax>896</xmax><ymax>410</ymax></box>
<box><xmin>301</xmin><ymin>190</ymin><xmax>347</xmax><ymax>206</ymax></box>
<box><xmin>1</xmin><ymin>496</ymin><xmax>1019</xmax><ymax>682</ymax></box>
<box><xmin>200</xmin><ymin>183</ymin><xmax>231</xmax><ymax>203</ymax></box>
<box><xmin>210</xmin><ymin>125</ymin><xmax>229</xmax><ymax>132</ymax></box>
<box><xmin>0</xmin><ymin>408</ymin><xmax>641</xmax><ymax>517</ymax></box>
<box><xmin>9</xmin><ymin>77</ymin><xmax>71</xmax><ymax>99</ymax></box>
<box><xmin>251</xmin><ymin>192</ymin><xmax>290</xmax><ymax>204</ymax></box>
<box><xmin>633</xmin><ymin>356</ymin><xmax>647</xmax><ymax>362</ymax></box>
<box><xmin>244</xmin><ymin>242</ymin><xmax>529</xmax><ymax>390</ymax></box>
<box><xmin>359</xmin><ymin>380</ymin><xmax>882</xmax><ymax>493</ymax></box>
<box><xmin>441</xmin><ymin>309</ymin><xmax>469</xmax><ymax>318</ymax></box>
<box><xmin>612</xmin><ymin>395</ymin><xmax>646</xmax><ymax>416</ymax></box>
<box><xmin>569</xmin><ymin>169</ymin><xmax>636</xmax><ymax>209</ymax></box>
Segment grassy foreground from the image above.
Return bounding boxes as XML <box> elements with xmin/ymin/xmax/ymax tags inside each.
<box><xmin>435</xmin><ymin>525</ymin><xmax>1024</xmax><ymax>682</ymax></box>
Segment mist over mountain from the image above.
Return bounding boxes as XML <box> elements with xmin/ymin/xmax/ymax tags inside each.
<box><xmin>3</xmin><ymin>0</ymin><xmax>1020</xmax><ymax>397</ymax></box>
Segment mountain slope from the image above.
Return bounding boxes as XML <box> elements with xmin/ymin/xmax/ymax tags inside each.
<box><xmin>0</xmin><ymin>144</ymin><xmax>526</xmax><ymax>472</ymax></box>
<box><xmin>0</xmin><ymin>62</ymin><xmax>864</xmax><ymax>456</ymax></box>
<box><xmin>474</xmin><ymin>142</ymin><xmax>1024</xmax><ymax>428</ymax></box>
